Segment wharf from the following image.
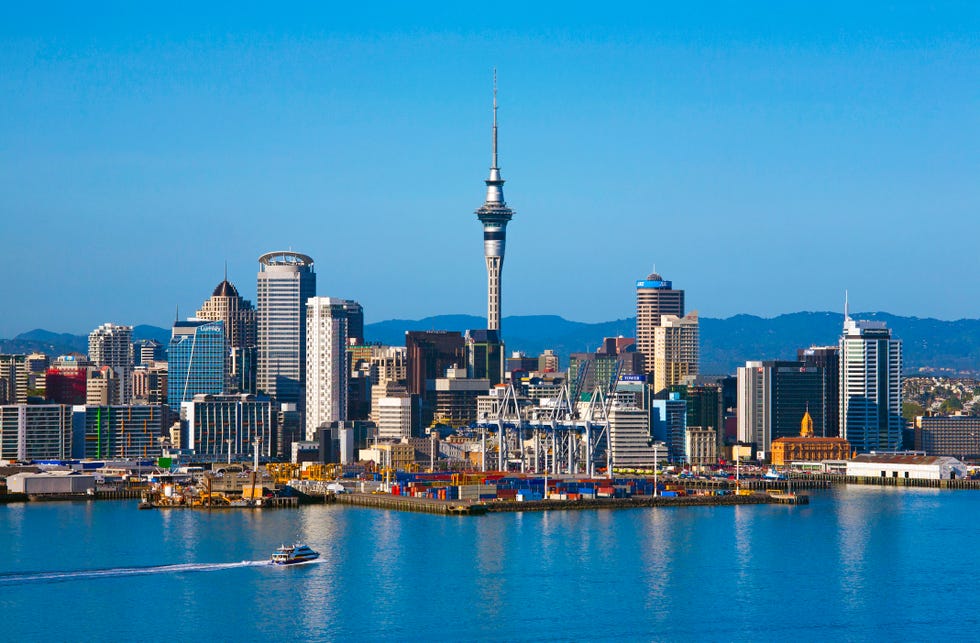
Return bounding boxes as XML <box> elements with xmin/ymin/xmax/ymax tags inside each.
<box><xmin>330</xmin><ymin>491</ymin><xmax>797</xmax><ymax>515</ymax></box>
<box><xmin>332</xmin><ymin>492</ymin><xmax>486</xmax><ymax>515</ymax></box>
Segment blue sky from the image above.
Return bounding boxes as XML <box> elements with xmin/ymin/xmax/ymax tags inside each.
<box><xmin>1</xmin><ymin>2</ymin><xmax>978</xmax><ymax>336</ymax></box>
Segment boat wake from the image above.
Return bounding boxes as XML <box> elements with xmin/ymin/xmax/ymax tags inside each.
<box><xmin>0</xmin><ymin>560</ymin><xmax>270</xmax><ymax>585</ymax></box>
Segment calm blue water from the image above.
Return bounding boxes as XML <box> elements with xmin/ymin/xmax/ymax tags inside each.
<box><xmin>2</xmin><ymin>487</ymin><xmax>978</xmax><ymax>641</ymax></box>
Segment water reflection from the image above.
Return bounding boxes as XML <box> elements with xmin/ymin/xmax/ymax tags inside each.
<box><xmin>640</xmin><ymin>508</ymin><xmax>674</xmax><ymax>622</ymax></box>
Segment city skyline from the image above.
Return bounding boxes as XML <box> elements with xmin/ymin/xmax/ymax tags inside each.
<box><xmin>2</xmin><ymin>4</ymin><xmax>979</xmax><ymax>337</ymax></box>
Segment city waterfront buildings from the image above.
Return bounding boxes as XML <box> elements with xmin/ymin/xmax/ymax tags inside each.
<box><xmin>256</xmin><ymin>251</ymin><xmax>316</xmax><ymax>406</ymax></box>
<box><xmin>737</xmin><ymin>360</ymin><xmax>826</xmax><ymax>461</ymax></box>
<box><xmin>839</xmin><ymin>317</ymin><xmax>903</xmax><ymax>452</ymax></box>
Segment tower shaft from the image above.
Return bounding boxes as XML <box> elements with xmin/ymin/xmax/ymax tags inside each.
<box><xmin>475</xmin><ymin>71</ymin><xmax>514</xmax><ymax>332</ymax></box>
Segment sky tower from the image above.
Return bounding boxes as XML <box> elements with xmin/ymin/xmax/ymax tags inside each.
<box><xmin>475</xmin><ymin>71</ymin><xmax>515</xmax><ymax>332</ymax></box>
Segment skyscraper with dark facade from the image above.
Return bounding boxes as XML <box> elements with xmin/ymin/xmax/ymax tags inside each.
<box><xmin>466</xmin><ymin>329</ymin><xmax>503</xmax><ymax>386</ymax></box>
<box><xmin>737</xmin><ymin>360</ymin><xmax>826</xmax><ymax>460</ymax></box>
<box><xmin>406</xmin><ymin>331</ymin><xmax>466</xmax><ymax>430</ymax></box>
<box><xmin>798</xmin><ymin>345</ymin><xmax>840</xmax><ymax>437</ymax></box>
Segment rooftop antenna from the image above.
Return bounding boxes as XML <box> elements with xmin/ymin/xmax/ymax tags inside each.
<box><xmin>175</xmin><ymin>304</ymin><xmax>179</xmax><ymax>324</ymax></box>
<box><xmin>844</xmin><ymin>290</ymin><xmax>850</xmax><ymax>321</ymax></box>
<box><xmin>224</xmin><ymin>260</ymin><xmax>228</xmax><ymax>282</ymax></box>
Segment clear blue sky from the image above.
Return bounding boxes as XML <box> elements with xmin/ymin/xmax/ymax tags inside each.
<box><xmin>1</xmin><ymin>2</ymin><xmax>978</xmax><ymax>336</ymax></box>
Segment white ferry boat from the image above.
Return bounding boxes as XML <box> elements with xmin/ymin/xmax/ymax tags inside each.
<box><xmin>270</xmin><ymin>543</ymin><xmax>320</xmax><ymax>565</ymax></box>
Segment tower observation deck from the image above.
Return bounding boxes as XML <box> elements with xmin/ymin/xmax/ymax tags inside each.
<box><xmin>474</xmin><ymin>71</ymin><xmax>515</xmax><ymax>332</ymax></box>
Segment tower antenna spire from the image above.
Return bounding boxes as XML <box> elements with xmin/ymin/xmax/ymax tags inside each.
<box><xmin>224</xmin><ymin>260</ymin><xmax>228</xmax><ymax>282</ymax></box>
<box><xmin>492</xmin><ymin>68</ymin><xmax>498</xmax><ymax>170</ymax></box>
<box><xmin>844</xmin><ymin>290</ymin><xmax>850</xmax><ymax>321</ymax></box>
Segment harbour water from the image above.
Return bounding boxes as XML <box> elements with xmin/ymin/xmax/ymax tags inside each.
<box><xmin>3</xmin><ymin>486</ymin><xmax>979</xmax><ymax>641</ymax></box>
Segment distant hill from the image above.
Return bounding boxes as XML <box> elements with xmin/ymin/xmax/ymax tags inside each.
<box><xmin>4</xmin><ymin>313</ymin><xmax>979</xmax><ymax>375</ymax></box>
<box><xmin>364</xmin><ymin>312</ymin><xmax>980</xmax><ymax>376</ymax></box>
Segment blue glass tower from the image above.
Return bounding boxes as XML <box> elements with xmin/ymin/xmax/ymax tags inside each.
<box><xmin>168</xmin><ymin>319</ymin><xmax>227</xmax><ymax>410</ymax></box>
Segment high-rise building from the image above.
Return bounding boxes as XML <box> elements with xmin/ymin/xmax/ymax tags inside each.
<box><xmin>71</xmin><ymin>405</ymin><xmax>164</xmax><ymax>459</ymax></box>
<box><xmin>652</xmin><ymin>393</ymin><xmax>688</xmax><ymax>461</ymax></box>
<box><xmin>798</xmin><ymin>346</ymin><xmax>840</xmax><ymax>437</ymax></box>
<box><xmin>305</xmin><ymin>297</ymin><xmax>349</xmax><ymax>439</ymax></box>
<box><xmin>608</xmin><ymin>403</ymin><xmax>667</xmax><ymax>469</ymax></box>
<box><xmin>569</xmin><ymin>338</ymin><xmax>645</xmax><ymax>398</ymax></box>
<box><xmin>256</xmin><ymin>251</ymin><xmax>316</xmax><ymax>405</ymax></box>
<box><xmin>183</xmin><ymin>393</ymin><xmax>273</xmax><ymax>459</ymax></box>
<box><xmin>137</xmin><ymin>340</ymin><xmax>166</xmax><ymax>366</ymax></box>
<box><xmin>537</xmin><ymin>349</ymin><xmax>559</xmax><ymax>373</ymax></box>
<box><xmin>474</xmin><ymin>76</ymin><xmax>515</xmax><ymax>333</ymax></box>
<box><xmin>0</xmin><ymin>355</ymin><xmax>29</xmax><ymax>405</ymax></box>
<box><xmin>86</xmin><ymin>366</ymin><xmax>116</xmax><ymax>406</ymax></box>
<box><xmin>671</xmin><ymin>383</ymin><xmax>724</xmax><ymax>452</ymax></box>
<box><xmin>737</xmin><ymin>360</ymin><xmax>826</xmax><ymax>461</ymax></box>
<box><xmin>167</xmin><ymin>320</ymin><xmax>227</xmax><ymax>411</ymax></box>
<box><xmin>45</xmin><ymin>357</ymin><xmax>88</xmax><ymax>405</ymax></box>
<box><xmin>839</xmin><ymin>317</ymin><xmax>903</xmax><ymax>453</ymax></box>
<box><xmin>341</xmin><ymin>300</ymin><xmax>365</xmax><ymax>344</ymax></box>
<box><xmin>466</xmin><ymin>329</ymin><xmax>504</xmax><ymax>386</ymax></box>
<box><xmin>0</xmin><ymin>403</ymin><xmax>73</xmax><ymax>460</ymax></box>
<box><xmin>635</xmin><ymin>272</ymin><xmax>685</xmax><ymax>379</ymax></box>
<box><xmin>652</xmin><ymin>313</ymin><xmax>699</xmax><ymax>394</ymax></box>
<box><xmin>197</xmin><ymin>275</ymin><xmax>258</xmax><ymax>394</ymax></box>
<box><xmin>88</xmin><ymin>323</ymin><xmax>133</xmax><ymax>405</ymax></box>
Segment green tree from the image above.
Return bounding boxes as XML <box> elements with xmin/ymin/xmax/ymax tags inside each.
<box><xmin>902</xmin><ymin>402</ymin><xmax>925</xmax><ymax>421</ymax></box>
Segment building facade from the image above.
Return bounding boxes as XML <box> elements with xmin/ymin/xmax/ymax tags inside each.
<box><xmin>305</xmin><ymin>297</ymin><xmax>349</xmax><ymax>439</ymax></box>
<box><xmin>466</xmin><ymin>329</ymin><xmax>504</xmax><ymax>386</ymax></box>
<box><xmin>71</xmin><ymin>405</ymin><xmax>164</xmax><ymax>459</ymax></box>
<box><xmin>167</xmin><ymin>320</ymin><xmax>227</xmax><ymax>411</ymax></box>
<box><xmin>737</xmin><ymin>360</ymin><xmax>826</xmax><ymax>461</ymax></box>
<box><xmin>0</xmin><ymin>355</ymin><xmax>29</xmax><ymax>405</ymax></box>
<box><xmin>798</xmin><ymin>346</ymin><xmax>841</xmax><ymax>437</ymax></box>
<box><xmin>183</xmin><ymin>393</ymin><xmax>274</xmax><ymax>459</ymax></box>
<box><xmin>770</xmin><ymin>410</ymin><xmax>850</xmax><ymax>466</ymax></box>
<box><xmin>635</xmin><ymin>272</ymin><xmax>685</xmax><ymax>379</ymax></box>
<box><xmin>839</xmin><ymin>318</ymin><xmax>903</xmax><ymax>453</ymax></box>
<box><xmin>916</xmin><ymin>415</ymin><xmax>980</xmax><ymax>460</ymax></box>
<box><xmin>197</xmin><ymin>277</ymin><xmax>258</xmax><ymax>394</ymax></box>
<box><xmin>652</xmin><ymin>312</ymin><xmax>699</xmax><ymax>394</ymax></box>
<box><xmin>88</xmin><ymin>323</ymin><xmax>133</xmax><ymax>405</ymax></box>
<box><xmin>256</xmin><ymin>251</ymin><xmax>316</xmax><ymax>405</ymax></box>
<box><xmin>0</xmin><ymin>404</ymin><xmax>72</xmax><ymax>461</ymax></box>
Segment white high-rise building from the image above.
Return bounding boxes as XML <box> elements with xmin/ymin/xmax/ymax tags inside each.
<box><xmin>256</xmin><ymin>252</ymin><xmax>316</xmax><ymax>405</ymax></box>
<box><xmin>88</xmin><ymin>323</ymin><xmax>133</xmax><ymax>405</ymax></box>
<box><xmin>652</xmin><ymin>312</ymin><xmax>699</xmax><ymax>394</ymax></box>
<box><xmin>839</xmin><ymin>317</ymin><xmax>903</xmax><ymax>453</ymax></box>
<box><xmin>305</xmin><ymin>297</ymin><xmax>348</xmax><ymax>440</ymax></box>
